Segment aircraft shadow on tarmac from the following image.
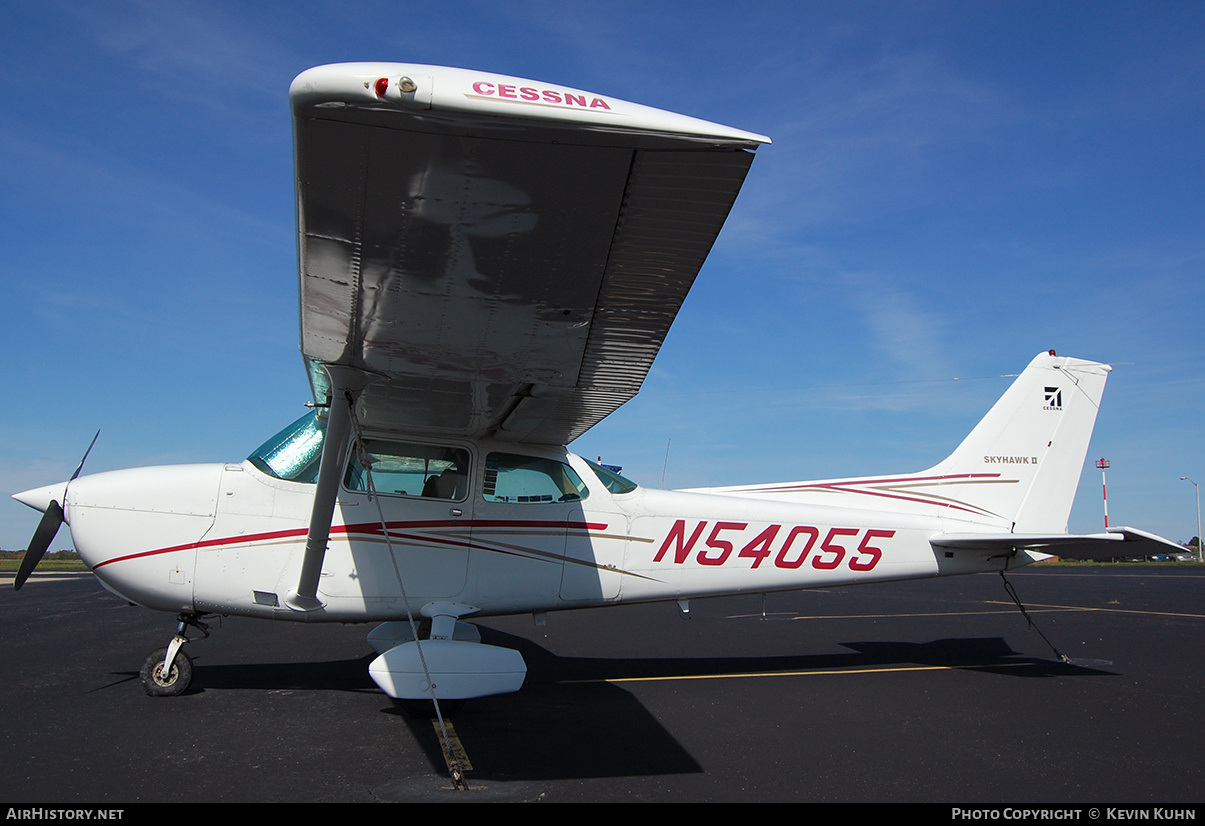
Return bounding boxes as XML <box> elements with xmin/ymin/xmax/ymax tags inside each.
<box><xmin>397</xmin><ymin>629</ymin><xmax>1118</xmax><ymax>782</ymax></box>
<box><xmin>114</xmin><ymin>654</ymin><xmax>382</xmax><ymax>693</ymax></box>
<box><xmin>108</xmin><ymin>626</ymin><xmax>1114</xmax><ymax>782</ymax></box>
<box><xmin>505</xmin><ymin>629</ymin><xmax>1117</xmax><ymax>682</ymax></box>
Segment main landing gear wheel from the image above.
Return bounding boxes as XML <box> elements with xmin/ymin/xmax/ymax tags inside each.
<box><xmin>140</xmin><ymin>646</ymin><xmax>193</xmax><ymax>697</ymax></box>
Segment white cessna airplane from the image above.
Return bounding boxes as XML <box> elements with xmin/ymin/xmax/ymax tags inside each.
<box><xmin>13</xmin><ymin>63</ymin><xmax>1179</xmax><ymax>703</ymax></box>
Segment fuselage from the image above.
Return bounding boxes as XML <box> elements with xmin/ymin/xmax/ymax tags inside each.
<box><xmin>21</xmin><ymin>428</ymin><xmax>1025</xmax><ymax>622</ymax></box>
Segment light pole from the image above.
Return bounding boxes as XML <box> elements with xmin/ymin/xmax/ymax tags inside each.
<box><xmin>1181</xmin><ymin>476</ymin><xmax>1202</xmax><ymax>562</ymax></box>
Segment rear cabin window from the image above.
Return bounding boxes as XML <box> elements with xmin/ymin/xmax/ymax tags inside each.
<box><xmin>345</xmin><ymin>439</ymin><xmax>470</xmax><ymax>501</ymax></box>
<box><xmin>482</xmin><ymin>453</ymin><xmax>589</xmax><ymax>504</ymax></box>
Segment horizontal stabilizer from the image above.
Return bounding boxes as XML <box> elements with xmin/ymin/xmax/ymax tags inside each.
<box><xmin>932</xmin><ymin>527</ymin><xmax>1184</xmax><ymax>561</ymax></box>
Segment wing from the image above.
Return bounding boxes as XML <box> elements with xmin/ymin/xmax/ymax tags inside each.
<box><xmin>291</xmin><ymin>63</ymin><xmax>769</xmax><ymax>445</ymax></box>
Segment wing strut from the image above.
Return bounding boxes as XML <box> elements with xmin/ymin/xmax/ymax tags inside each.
<box><xmin>285</xmin><ymin>365</ymin><xmax>370</xmax><ymax>612</ymax></box>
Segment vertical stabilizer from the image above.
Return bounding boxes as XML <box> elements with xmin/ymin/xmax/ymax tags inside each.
<box><xmin>925</xmin><ymin>352</ymin><xmax>1110</xmax><ymax>532</ymax></box>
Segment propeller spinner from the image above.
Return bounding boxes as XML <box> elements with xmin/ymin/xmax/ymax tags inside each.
<box><xmin>12</xmin><ymin>431</ymin><xmax>99</xmax><ymax>591</ymax></box>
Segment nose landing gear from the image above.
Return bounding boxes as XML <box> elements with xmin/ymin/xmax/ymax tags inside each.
<box><xmin>139</xmin><ymin>613</ymin><xmax>210</xmax><ymax>697</ymax></box>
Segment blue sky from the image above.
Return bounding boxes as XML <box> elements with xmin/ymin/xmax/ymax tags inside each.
<box><xmin>2</xmin><ymin>0</ymin><xmax>1202</xmax><ymax>550</ymax></box>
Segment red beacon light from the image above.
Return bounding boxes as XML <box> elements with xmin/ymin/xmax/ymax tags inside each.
<box><xmin>374</xmin><ymin>77</ymin><xmax>389</xmax><ymax>97</ymax></box>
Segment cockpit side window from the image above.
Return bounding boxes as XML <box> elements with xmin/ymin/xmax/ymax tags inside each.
<box><xmin>344</xmin><ymin>439</ymin><xmax>470</xmax><ymax>501</ymax></box>
<box><xmin>482</xmin><ymin>453</ymin><xmax>589</xmax><ymax>504</ymax></box>
<box><xmin>583</xmin><ymin>458</ymin><xmax>639</xmax><ymax>495</ymax></box>
<box><xmin>248</xmin><ymin>411</ymin><xmax>326</xmax><ymax>483</ymax></box>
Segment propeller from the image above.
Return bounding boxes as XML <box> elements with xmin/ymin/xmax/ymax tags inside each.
<box><xmin>13</xmin><ymin>431</ymin><xmax>99</xmax><ymax>591</ymax></box>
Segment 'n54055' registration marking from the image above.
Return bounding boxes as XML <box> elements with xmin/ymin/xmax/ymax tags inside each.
<box><xmin>652</xmin><ymin>520</ymin><xmax>893</xmax><ymax>572</ymax></box>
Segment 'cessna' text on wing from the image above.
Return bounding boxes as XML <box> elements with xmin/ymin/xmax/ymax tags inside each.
<box><xmin>469</xmin><ymin>81</ymin><xmax>613</xmax><ymax>110</ymax></box>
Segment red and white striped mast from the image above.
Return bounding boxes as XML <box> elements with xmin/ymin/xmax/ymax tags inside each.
<box><xmin>1096</xmin><ymin>457</ymin><xmax>1110</xmax><ymax>528</ymax></box>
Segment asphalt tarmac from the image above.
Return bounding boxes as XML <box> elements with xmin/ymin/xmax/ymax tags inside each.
<box><xmin>2</xmin><ymin>566</ymin><xmax>1203</xmax><ymax>804</ymax></box>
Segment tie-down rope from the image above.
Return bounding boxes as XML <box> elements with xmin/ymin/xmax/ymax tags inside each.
<box><xmin>343</xmin><ymin>391</ymin><xmax>467</xmax><ymax>788</ymax></box>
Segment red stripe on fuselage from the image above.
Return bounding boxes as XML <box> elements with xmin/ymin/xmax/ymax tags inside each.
<box><xmin>727</xmin><ymin>473</ymin><xmax>1008</xmax><ymax>516</ymax></box>
<box><xmin>92</xmin><ymin>518</ymin><xmax>610</xmax><ymax>569</ymax></box>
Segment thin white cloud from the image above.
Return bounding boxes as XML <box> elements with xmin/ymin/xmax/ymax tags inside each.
<box><xmin>838</xmin><ymin>271</ymin><xmax>952</xmax><ymax>377</ymax></box>
<box><xmin>748</xmin><ymin>50</ymin><xmax>1011</xmax><ymax>233</ymax></box>
<box><xmin>55</xmin><ymin>0</ymin><xmax>293</xmax><ymax>105</ymax></box>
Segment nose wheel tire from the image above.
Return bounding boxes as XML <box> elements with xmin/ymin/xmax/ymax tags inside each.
<box><xmin>140</xmin><ymin>646</ymin><xmax>193</xmax><ymax>697</ymax></box>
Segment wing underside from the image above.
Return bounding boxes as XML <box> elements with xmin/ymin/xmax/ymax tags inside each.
<box><xmin>292</xmin><ymin>63</ymin><xmax>767</xmax><ymax>444</ymax></box>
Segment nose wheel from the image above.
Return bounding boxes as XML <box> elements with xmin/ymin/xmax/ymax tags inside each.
<box><xmin>140</xmin><ymin>645</ymin><xmax>193</xmax><ymax>696</ymax></box>
<box><xmin>139</xmin><ymin>613</ymin><xmax>209</xmax><ymax>697</ymax></box>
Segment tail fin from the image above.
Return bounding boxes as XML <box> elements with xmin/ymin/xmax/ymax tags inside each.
<box><xmin>925</xmin><ymin>351</ymin><xmax>1110</xmax><ymax>532</ymax></box>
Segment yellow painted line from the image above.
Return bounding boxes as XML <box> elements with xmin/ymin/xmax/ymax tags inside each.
<box><xmin>785</xmin><ymin>605</ymin><xmax>1031</xmax><ymax>617</ymax></box>
<box><xmin>1014</xmin><ymin>570</ymin><xmax>1205</xmax><ymax>578</ymax></box>
<box><xmin>733</xmin><ymin>602</ymin><xmax>1205</xmax><ymax>622</ymax></box>
<box><xmin>984</xmin><ymin>599</ymin><xmax>1205</xmax><ymax>620</ymax></box>
<box><xmin>603</xmin><ymin>662</ymin><xmax>1030</xmax><ymax>685</ymax></box>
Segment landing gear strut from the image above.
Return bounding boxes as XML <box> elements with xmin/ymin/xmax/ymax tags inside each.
<box><xmin>139</xmin><ymin>613</ymin><xmax>209</xmax><ymax>697</ymax></box>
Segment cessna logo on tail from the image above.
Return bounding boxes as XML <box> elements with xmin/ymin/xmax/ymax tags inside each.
<box><xmin>1044</xmin><ymin>387</ymin><xmax>1062</xmax><ymax>410</ymax></box>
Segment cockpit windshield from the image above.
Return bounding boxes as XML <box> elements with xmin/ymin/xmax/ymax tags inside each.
<box><xmin>248</xmin><ymin>410</ymin><xmax>326</xmax><ymax>483</ymax></box>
